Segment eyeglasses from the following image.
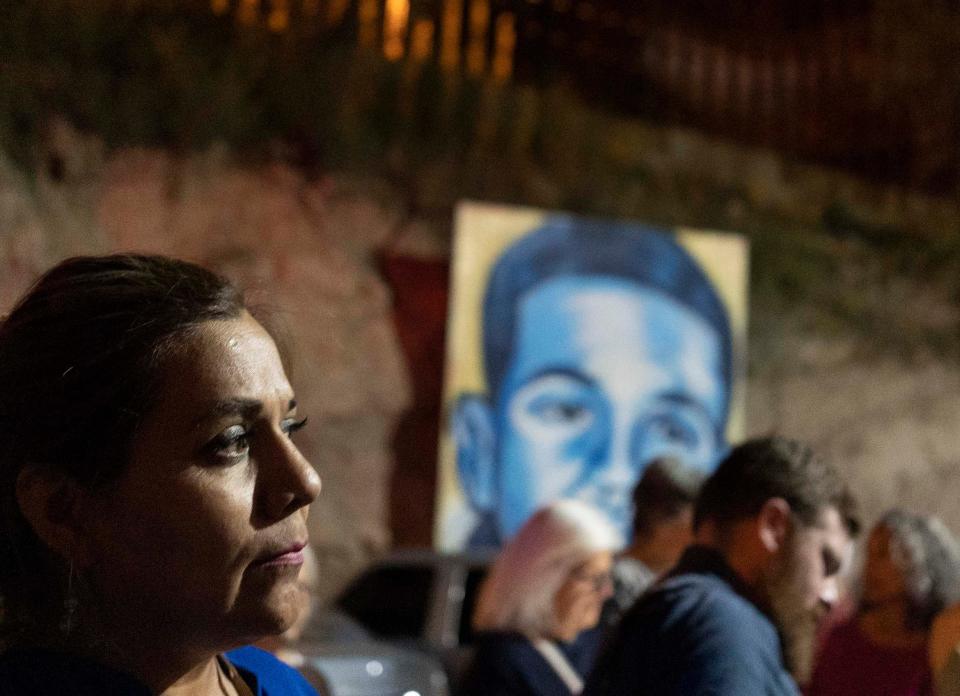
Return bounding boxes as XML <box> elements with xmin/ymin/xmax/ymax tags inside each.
<box><xmin>570</xmin><ymin>568</ymin><xmax>613</xmax><ymax>593</ymax></box>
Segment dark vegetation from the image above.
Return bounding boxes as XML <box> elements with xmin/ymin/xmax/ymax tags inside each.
<box><xmin>1</xmin><ymin>0</ymin><xmax>957</xmax><ymax>368</ymax></box>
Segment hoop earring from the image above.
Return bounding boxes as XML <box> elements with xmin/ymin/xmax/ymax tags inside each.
<box><xmin>59</xmin><ymin>559</ymin><xmax>78</xmax><ymax>635</ymax></box>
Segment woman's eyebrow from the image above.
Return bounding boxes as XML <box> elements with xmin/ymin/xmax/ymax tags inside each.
<box><xmin>193</xmin><ymin>398</ymin><xmax>298</xmax><ymax>427</ymax></box>
<box><xmin>194</xmin><ymin>398</ymin><xmax>262</xmax><ymax>426</ymax></box>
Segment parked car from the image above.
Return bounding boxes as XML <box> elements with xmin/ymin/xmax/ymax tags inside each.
<box><xmin>334</xmin><ymin>549</ymin><xmax>494</xmax><ymax>682</ymax></box>
<box><xmin>290</xmin><ymin>607</ymin><xmax>451</xmax><ymax>696</ymax></box>
<box><xmin>297</xmin><ymin>640</ymin><xmax>449</xmax><ymax>696</ymax></box>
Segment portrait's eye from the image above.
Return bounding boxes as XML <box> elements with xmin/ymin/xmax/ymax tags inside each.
<box><xmin>634</xmin><ymin>406</ymin><xmax>717</xmax><ymax>470</ymax></box>
<box><xmin>281</xmin><ymin>416</ymin><xmax>308</xmax><ymax>438</ymax></box>
<box><xmin>531</xmin><ymin>399</ymin><xmax>591</xmax><ymax>425</ymax></box>
<box><xmin>822</xmin><ymin>548</ymin><xmax>841</xmax><ymax>577</ymax></box>
<box><xmin>648</xmin><ymin>414</ymin><xmax>697</xmax><ymax>448</ymax></box>
<box><xmin>508</xmin><ymin>373</ymin><xmax>603</xmax><ymax>443</ymax></box>
<box><xmin>208</xmin><ymin>425</ymin><xmax>251</xmax><ymax>461</ymax></box>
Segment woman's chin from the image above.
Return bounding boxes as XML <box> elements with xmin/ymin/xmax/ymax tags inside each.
<box><xmin>232</xmin><ymin>581</ymin><xmax>306</xmax><ymax>640</ymax></box>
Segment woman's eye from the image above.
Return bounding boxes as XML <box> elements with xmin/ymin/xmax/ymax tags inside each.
<box><xmin>209</xmin><ymin>425</ymin><xmax>250</xmax><ymax>459</ymax></box>
<box><xmin>281</xmin><ymin>416</ymin><xmax>308</xmax><ymax>438</ymax></box>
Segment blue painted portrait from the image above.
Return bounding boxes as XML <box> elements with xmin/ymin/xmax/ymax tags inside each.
<box><xmin>439</xmin><ymin>207</ymin><xmax>744</xmax><ymax>550</ymax></box>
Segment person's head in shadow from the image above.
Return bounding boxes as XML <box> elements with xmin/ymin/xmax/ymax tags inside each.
<box><xmin>859</xmin><ymin>510</ymin><xmax>960</xmax><ymax>638</ymax></box>
<box><xmin>0</xmin><ymin>255</ymin><xmax>321</xmax><ymax>691</ymax></box>
<box><xmin>455</xmin><ymin>218</ymin><xmax>734</xmax><ymax>547</ymax></box>
<box><xmin>807</xmin><ymin>508</ymin><xmax>960</xmax><ymax>696</ymax></box>
<box><xmin>628</xmin><ymin>457</ymin><xmax>707</xmax><ymax>577</ymax></box>
<box><xmin>473</xmin><ymin>499</ymin><xmax>622</xmax><ymax>644</ymax></box>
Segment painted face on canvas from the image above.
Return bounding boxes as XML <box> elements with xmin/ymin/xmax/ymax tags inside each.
<box><xmin>492</xmin><ymin>276</ymin><xmax>727</xmax><ymax>541</ymax></box>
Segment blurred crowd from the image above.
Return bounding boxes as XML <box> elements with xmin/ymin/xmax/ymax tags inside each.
<box><xmin>452</xmin><ymin>439</ymin><xmax>960</xmax><ymax>696</ymax></box>
<box><xmin>2</xmin><ymin>254</ymin><xmax>957</xmax><ymax>696</ymax></box>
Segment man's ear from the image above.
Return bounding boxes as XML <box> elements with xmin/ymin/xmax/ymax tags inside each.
<box><xmin>15</xmin><ymin>465</ymin><xmax>90</xmax><ymax>565</ymax></box>
<box><xmin>452</xmin><ymin>394</ymin><xmax>497</xmax><ymax>513</ymax></box>
<box><xmin>757</xmin><ymin>497</ymin><xmax>792</xmax><ymax>554</ymax></box>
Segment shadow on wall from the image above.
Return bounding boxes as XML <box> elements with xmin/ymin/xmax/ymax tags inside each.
<box><xmin>380</xmin><ymin>254</ymin><xmax>451</xmax><ymax>548</ymax></box>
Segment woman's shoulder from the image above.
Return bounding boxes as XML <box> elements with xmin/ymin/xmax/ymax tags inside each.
<box><xmin>225</xmin><ymin>646</ymin><xmax>318</xmax><ymax>696</ymax></box>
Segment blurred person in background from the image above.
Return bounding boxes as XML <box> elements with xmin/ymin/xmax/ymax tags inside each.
<box><xmin>808</xmin><ymin>509</ymin><xmax>960</xmax><ymax>696</ymax></box>
<box><xmin>608</xmin><ymin>457</ymin><xmax>706</xmax><ymax>621</ymax></box>
<box><xmin>930</xmin><ymin>601</ymin><xmax>960</xmax><ymax>696</ymax></box>
<box><xmin>570</xmin><ymin>458</ymin><xmax>705</xmax><ymax>671</ymax></box>
<box><xmin>584</xmin><ymin>437</ymin><xmax>859</xmax><ymax>696</ymax></box>
<box><xmin>459</xmin><ymin>499</ymin><xmax>621</xmax><ymax>696</ymax></box>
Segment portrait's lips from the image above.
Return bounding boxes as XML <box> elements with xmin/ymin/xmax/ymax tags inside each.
<box><xmin>253</xmin><ymin>541</ymin><xmax>307</xmax><ymax>568</ymax></box>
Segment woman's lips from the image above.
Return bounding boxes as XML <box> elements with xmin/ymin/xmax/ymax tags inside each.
<box><xmin>254</xmin><ymin>542</ymin><xmax>306</xmax><ymax>567</ymax></box>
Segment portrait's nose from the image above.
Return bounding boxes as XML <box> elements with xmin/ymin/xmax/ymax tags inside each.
<box><xmin>258</xmin><ymin>435</ymin><xmax>322</xmax><ymax>524</ymax></box>
<box><xmin>601</xmin><ymin>415</ymin><xmax>640</xmax><ymax>489</ymax></box>
<box><xmin>586</xmin><ymin>419</ymin><xmax>642</xmax><ymax>540</ymax></box>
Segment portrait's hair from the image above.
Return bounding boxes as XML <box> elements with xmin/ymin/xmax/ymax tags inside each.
<box><xmin>864</xmin><ymin>509</ymin><xmax>960</xmax><ymax>631</ymax></box>
<box><xmin>481</xmin><ymin>217</ymin><xmax>733</xmax><ymax>427</ymax></box>
<box><xmin>694</xmin><ymin>437</ymin><xmax>860</xmax><ymax>537</ymax></box>
<box><xmin>473</xmin><ymin>499</ymin><xmax>621</xmax><ymax>638</ymax></box>
<box><xmin>0</xmin><ymin>254</ymin><xmax>245</xmax><ymax>636</ymax></box>
<box><xmin>632</xmin><ymin>457</ymin><xmax>706</xmax><ymax>542</ymax></box>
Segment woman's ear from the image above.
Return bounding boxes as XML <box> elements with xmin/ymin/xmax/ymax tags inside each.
<box><xmin>15</xmin><ymin>465</ymin><xmax>90</xmax><ymax>565</ymax></box>
<box><xmin>757</xmin><ymin>497</ymin><xmax>792</xmax><ymax>554</ymax></box>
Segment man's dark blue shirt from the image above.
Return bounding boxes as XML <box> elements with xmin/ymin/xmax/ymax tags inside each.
<box><xmin>583</xmin><ymin>546</ymin><xmax>800</xmax><ymax>696</ymax></box>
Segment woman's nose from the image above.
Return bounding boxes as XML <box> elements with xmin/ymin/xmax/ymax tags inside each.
<box><xmin>258</xmin><ymin>436</ymin><xmax>321</xmax><ymax>523</ymax></box>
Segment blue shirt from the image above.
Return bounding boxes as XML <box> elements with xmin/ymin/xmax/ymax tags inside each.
<box><xmin>583</xmin><ymin>546</ymin><xmax>800</xmax><ymax>696</ymax></box>
<box><xmin>226</xmin><ymin>646</ymin><xmax>318</xmax><ymax>695</ymax></box>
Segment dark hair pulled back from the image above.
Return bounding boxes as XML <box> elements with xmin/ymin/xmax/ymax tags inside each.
<box><xmin>0</xmin><ymin>254</ymin><xmax>244</xmax><ymax>634</ymax></box>
<box><xmin>694</xmin><ymin>437</ymin><xmax>860</xmax><ymax>537</ymax></box>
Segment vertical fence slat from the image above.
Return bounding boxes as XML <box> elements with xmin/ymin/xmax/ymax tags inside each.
<box><xmin>201</xmin><ymin>0</ymin><xmax>958</xmax><ymax>192</ymax></box>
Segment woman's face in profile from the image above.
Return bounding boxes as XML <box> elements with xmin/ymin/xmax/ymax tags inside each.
<box><xmin>862</xmin><ymin>524</ymin><xmax>906</xmax><ymax>606</ymax></box>
<box><xmin>81</xmin><ymin>312</ymin><xmax>321</xmax><ymax>647</ymax></box>
<box><xmin>551</xmin><ymin>550</ymin><xmax>614</xmax><ymax>642</ymax></box>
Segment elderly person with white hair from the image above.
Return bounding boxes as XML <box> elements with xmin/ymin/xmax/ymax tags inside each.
<box><xmin>458</xmin><ymin>500</ymin><xmax>622</xmax><ymax>696</ymax></box>
<box><xmin>808</xmin><ymin>509</ymin><xmax>960</xmax><ymax>696</ymax></box>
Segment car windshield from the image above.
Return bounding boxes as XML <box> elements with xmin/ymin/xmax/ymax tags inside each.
<box><xmin>337</xmin><ymin>565</ymin><xmax>435</xmax><ymax>639</ymax></box>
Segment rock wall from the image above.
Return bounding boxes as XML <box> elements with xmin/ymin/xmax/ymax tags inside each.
<box><xmin>748</xmin><ymin>354</ymin><xmax>960</xmax><ymax>533</ymax></box>
<box><xmin>2</xmin><ymin>119</ymin><xmax>959</xmax><ymax>596</ymax></box>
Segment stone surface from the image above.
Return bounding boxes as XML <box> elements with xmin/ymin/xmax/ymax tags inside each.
<box><xmin>748</xmin><ymin>357</ymin><xmax>960</xmax><ymax>534</ymax></box>
<box><xmin>1</xmin><ymin>119</ymin><xmax>959</xmax><ymax>597</ymax></box>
